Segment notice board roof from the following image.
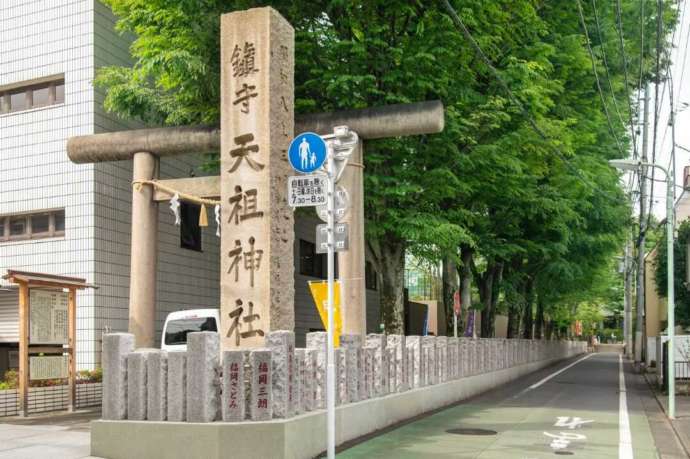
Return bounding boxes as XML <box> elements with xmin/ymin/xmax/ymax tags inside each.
<box><xmin>2</xmin><ymin>270</ymin><xmax>96</xmax><ymax>290</ymax></box>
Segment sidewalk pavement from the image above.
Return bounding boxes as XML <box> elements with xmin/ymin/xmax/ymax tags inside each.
<box><xmin>643</xmin><ymin>371</ymin><xmax>690</xmax><ymax>458</ymax></box>
<box><xmin>0</xmin><ymin>409</ymin><xmax>100</xmax><ymax>459</ymax></box>
<box><xmin>656</xmin><ymin>392</ymin><xmax>690</xmax><ymax>456</ymax></box>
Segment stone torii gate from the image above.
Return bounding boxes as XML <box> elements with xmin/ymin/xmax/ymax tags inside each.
<box><xmin>67</xmin><ymin>7</ymin><xmax>443</xmax><ymax>349</ymax></box>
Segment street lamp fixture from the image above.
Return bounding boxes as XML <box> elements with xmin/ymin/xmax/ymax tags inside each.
<box><xmin>609</xmin><ymin>158</ymin><xmax>676</xmax><ymax>419</ymax></box>
<box><xmin>608</xmin><ymin>159</ymin><xmax>641</xmax><ymax>172</ymax></box>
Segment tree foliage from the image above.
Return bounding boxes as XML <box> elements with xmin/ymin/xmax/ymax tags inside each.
<box><xmin>96</xmin><ymin>0</ymin><xmax>678</xmax><ymax>336</ymax></box>
<box><xmin>654</xmin><ymin>218</ymin><xmax>690</xmax><ymax>327</ymax></box>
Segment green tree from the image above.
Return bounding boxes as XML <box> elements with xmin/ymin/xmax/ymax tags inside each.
<box><xmin>654</xmin><ymin>218</ymin><xmax>690</xmax><ymax>327</ymax></box>
<box><xmin>95</xmin><ymin>0</ymin><xmax>676</xmax><ymax>337</ymax></box>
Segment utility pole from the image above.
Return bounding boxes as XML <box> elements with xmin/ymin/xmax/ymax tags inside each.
<box><xmin>635</xmin><ymin>84</ymin><xmax>649</xmax><ymax>364</ymax></box>
<box><xmin>669</xmin><ymin>73</ymin><xmax>677</xmax><ymax>202</ymax></box>
<box><xmin>624</xmin><ymin>239</ymin><xmax>633</xmax><ymax>357</ymax></box>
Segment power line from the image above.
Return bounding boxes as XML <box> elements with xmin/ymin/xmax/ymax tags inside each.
<box><xmin>675</xmin><ymin>21</ymin><xmax>690</xmax><ymax>106</ymax></box>
<box><xmin>439</xmin><ymin>0</ymin><xmax>626</xmax><ymax>206</ymax></box>
<box><xmin>592</xmin><ymin>0</ymin><xmax>628</xmax><ymax>141</ymax></box>
<box><xmin>656</xmin><ymin>0</ymin><xmax>685</xmax><ymax>153</ymax></box>
<box><xmin>658</xmin><ymin>1</ymin><xmax>687</xmax><ymax>172</ymax></box>
<box><xmin>576</xmin><ymin>0</ymin><xmax>626</xmax><ymax>158</ymax></box>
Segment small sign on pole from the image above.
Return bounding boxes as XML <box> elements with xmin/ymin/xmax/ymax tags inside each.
<box><xmin>316</xmin><ymin>223</ymin><xmax>349</xmax><ymax>253</ymax></box>
<box><xmin>308</xmin><ymin>280</ymin><xmax>342</xmax><ymax>347</ymax></box>
<box><xmin>287</xmin><ymin>174</ymin><xmax>327</xmax><ymax>207</ymax></box>
<box><xmin>288</xmin><ymin>132</ymin><xmax>328</xmax><ymax>173</ymax></box>
<box><xmin>316</xmin><ymin>186</ymin><xmax>350</xmax><ymax>222</ymax></box>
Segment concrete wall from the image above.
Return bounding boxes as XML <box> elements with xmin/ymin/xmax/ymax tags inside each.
<box><xmin>645</xmin><ymin>246</ymin><xmax>666</xmax><ymax>340</ymax></box>
<box><xmin>494</xmin><ymin>315</ymin><xmax>508</xmax><ymax>338</ymax></box>
<box><xmin>417</xmin><ymin>300</ymin><xmax>443</xmax><ymax>335</ymax></box>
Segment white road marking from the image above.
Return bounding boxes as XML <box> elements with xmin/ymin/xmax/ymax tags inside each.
<box><xmin>619</xmin><ymin>355</ymin><xmax>634</xmax><ymax>459</ymax></box>
<box><xmin>544</xmin><ymin>431</ymin><xmax>586</xmax><ymax>451</ymax></box>
<box><xmin>554</xmin><ymin>416</ymin><xmax>594</xmax><ymax>429</ymax></box>
<box><xmin>523</xmin><ymin>353</ymin><xmax>594</xmax><ymax>392</ymax></box>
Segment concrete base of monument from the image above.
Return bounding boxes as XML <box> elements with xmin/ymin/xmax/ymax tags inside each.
<box><xmin>91</xmin><ymin>355</ymin><xmax>580</xmax><ymax>459</ymax></box>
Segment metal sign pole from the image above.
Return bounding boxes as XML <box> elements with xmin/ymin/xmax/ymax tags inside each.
<box><xmin>326</xmin><ymin>145</ymin><xmax>336</xmax><ymax>459</ymax></box>
<box><xmin>287</xmin><ymin>126</ymin><xmax>356</xmax><ymax>456</ymax></box>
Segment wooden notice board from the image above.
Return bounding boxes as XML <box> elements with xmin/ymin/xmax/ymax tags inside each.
<box><xmin>2</xmin><ymin>270</ymin><xmax>95</xmax><ymax>417</ymax></box>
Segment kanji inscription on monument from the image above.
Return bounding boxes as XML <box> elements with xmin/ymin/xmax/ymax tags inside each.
<box><xmin>220</xmin><ymin>7</ymin><xmax>295</xmax><ymax>349</ymax></box>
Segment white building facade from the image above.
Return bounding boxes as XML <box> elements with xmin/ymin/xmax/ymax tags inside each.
<box><xmin>0</xmin><ymin>1</ymin><xmax>380</xmax><ymax>375</ymax></box>
<box><xmin>0</xmin><ymin>1</ymin><xmax>220</xmax><ymax>373</ymax></box>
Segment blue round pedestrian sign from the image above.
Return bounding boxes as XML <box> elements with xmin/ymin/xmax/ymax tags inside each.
<box><xmin>288</xmin><ymin>132</ymin><xmax>327</xmax><ymax>173</ymax></box>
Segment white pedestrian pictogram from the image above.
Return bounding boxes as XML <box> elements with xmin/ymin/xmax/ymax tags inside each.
<box><xmin>299</xmin><ymin>138</ymin><xmax>312</xmax><ymax>170</ymax></box>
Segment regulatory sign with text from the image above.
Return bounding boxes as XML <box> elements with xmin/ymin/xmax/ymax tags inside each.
<box><xmin>316</xmin><ymin>223</ymin><xmax>349</xmax><ymax>254</ymax></box>
<box><xmin>288</xmin><ymin>132</ymin><xmax>328</xmax><ymax>173</ymax></box>
<box><xmin>287</xmin><ymin>174</ymin><xmax>327</xmax><ymax>207</ymax></box>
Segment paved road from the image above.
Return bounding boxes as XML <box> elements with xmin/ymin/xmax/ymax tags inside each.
<box><xmin>339</xmin><ymin>353</ymin><xmax>666</xmax><ymax>458</ymax></box>
<box><xmin>0</xmin><ymin>409</ymin><xmax>96</xmax><ymax>459</ymax></box>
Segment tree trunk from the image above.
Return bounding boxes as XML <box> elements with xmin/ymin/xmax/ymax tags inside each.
<box><xmin>488</xmin><ymin>262</ymin><xmax>503</xmax><ymax>337</ymax></box>
<box><xmin>459</xmin><ymin>246</ymin><xmax>473</xmax><ymax>337</ymax></box>
<box><xmin>377</xmin><ymin>238</ymin><xmax>406</xmax><ymax>334</ymax></box>
<box><xmin>522</xmin><ymin>278</ymin><xmax>534</xmax><ymax>339</ymax></box>
<box><xmin>477</xmin><ymin>262</ymin><xmax>503</xmax><ymax>338</ymax></box>
<box><xmin>442</xmin><ymin>256</ymin><xmax>458</xmax><ymax>336</ymax></box>
<box><xmin>507</xmin><ymin>304</ymin><xmax>520</xmax><ymax>338</ymax></box>
<box><xmin>534</xmin><ymin>296</ymin><xmax>544</xmax><ymax>339</ymax></box>
<box><xmin>478</xmin><ymin>267</ymin><xmax>495</xmax><ymax>338</ymax></box>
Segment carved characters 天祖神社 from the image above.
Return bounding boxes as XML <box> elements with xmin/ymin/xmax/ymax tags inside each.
<box><xmin>228</xmin><ymin>185</ymin><xmax>264</xmax><ymax>225</ymax></box>
<box><xmin>228</xmin><ymin>133</ymin><xmax>264</xmax><ymax>173</ymax></box>
<box><xmin>227</xmin><ymin>237</ymin><xmax>263</xmax><ymax>287</ymax></box>
<box><xmin>227</xmin><ymin>299</ymin><xmax>265</xmax><ymax>346</ymax></box>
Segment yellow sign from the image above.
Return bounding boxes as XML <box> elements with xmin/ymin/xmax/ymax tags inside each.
<box><xmin>308</xmin><ymin>280</ymin><xmax>342</xmax><ymax>347</ymax></box>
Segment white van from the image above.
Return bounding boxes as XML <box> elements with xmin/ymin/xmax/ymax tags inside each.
<box><xmin>161</xmin><ymin>309</ymin><xmax>220</xmax><ymax>352</ymax></box>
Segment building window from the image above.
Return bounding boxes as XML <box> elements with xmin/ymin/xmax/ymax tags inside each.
<box><xmin>0</xmin><ymin>210</ymin><xmax>66</xmax><ymax>242</ymax></box>
<box><xmin>30</xmin><ymin>214</ymin><xmax>50</xmax><ymax>234</ymax></box>
<box><xmin>180</xmin><ymin>202</ymin><xmax>202</xmax><ymax>251</ymax></box>
<box><xmin>299</xmin><ymin>239</ymin><xmax>338</xmax><ymax>278</ymax></box>
<box><xmin>365</xmin><ymin>261</ymin><xmax>378</xmax><ymax>291</ymax></box>
<box><xmin>0</xmin><ymin>76</ymin><xmax>65</xmax><ymax>115</ymax></box>
<box><xmin>299</xmin><ymin>240</ymin><xmax>318</xmax><ymax>276</ymax></box>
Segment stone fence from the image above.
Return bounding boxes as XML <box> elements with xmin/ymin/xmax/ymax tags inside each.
<box><xmin>102</xmin><ymin>331</ymin><xmax>586</xmax><ymax>423</ymax></box>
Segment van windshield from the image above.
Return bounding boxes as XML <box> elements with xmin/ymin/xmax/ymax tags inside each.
<box><xmin>164</xmin><ymin>317</ymin><xmax>217</xmax><ymax>345</ymax></box>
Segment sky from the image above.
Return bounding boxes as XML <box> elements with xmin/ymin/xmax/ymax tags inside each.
<box><xmin>631</xmin><ymin>1</ymin><xmax>690</xmax><ymax>219</ymax></box>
